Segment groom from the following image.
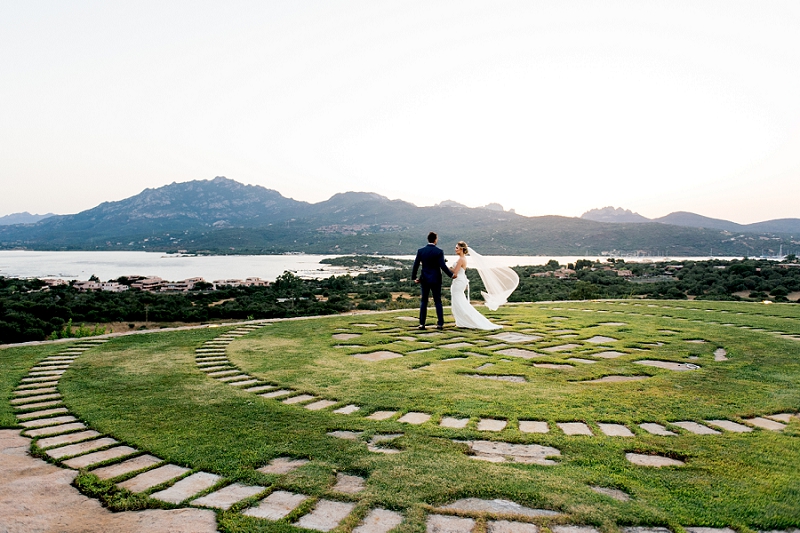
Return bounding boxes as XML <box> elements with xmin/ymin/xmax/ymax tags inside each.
<box><xmin>412</xmin><ymin>231</ymin><xmax>455</xmax><ymax>330</ymax></box>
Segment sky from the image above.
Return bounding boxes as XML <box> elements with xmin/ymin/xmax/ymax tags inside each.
<box><xmin>2</xmin><ymin>1</ymin><xmax>799</xmax><ymax>224</ymax></box>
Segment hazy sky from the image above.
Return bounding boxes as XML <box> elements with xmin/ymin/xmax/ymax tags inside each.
<box><xmin>3</xmin><ymin>1</ymin><xmax>799</xmax><ymax>223</ymax></box>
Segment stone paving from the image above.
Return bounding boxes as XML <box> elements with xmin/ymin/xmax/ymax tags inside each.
<box><xmin>7</xmin><ymin>310</ymin><xmax>800</xmax><ymax>532</ymax></box>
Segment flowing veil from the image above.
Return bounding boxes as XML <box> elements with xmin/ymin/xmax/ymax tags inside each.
<box><xmin>466</xmin><ymin>248</ymin><xmax>519</xmax><ymax>311</ymax></box>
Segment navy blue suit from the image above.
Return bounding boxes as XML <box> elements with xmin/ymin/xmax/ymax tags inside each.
<box><xmin>412</xmin><ymin>243</ymin><xmax>454</xmax><ymax>326</ymax></box>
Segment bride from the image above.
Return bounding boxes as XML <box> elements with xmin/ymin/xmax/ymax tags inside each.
<box><xmin>449</xmin><ymin>241</ymin><xmax>519</xmax><ymax>330</ymax></box>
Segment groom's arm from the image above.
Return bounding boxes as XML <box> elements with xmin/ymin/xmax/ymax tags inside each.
<box><xmin>439</xmin><ymin>250</ymin><xmax>454</xmax><ymax>278</ymax></box>
<box><xmin>412</xmin><ymin>251</ymin><xmax>421</xmax><ymax>281</ymax></box>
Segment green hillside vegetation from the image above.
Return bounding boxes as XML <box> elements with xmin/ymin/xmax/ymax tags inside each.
<box><xmin>2</xmin><ymin>257</ymin><xmax>798</xmax><ymax>345</ymax></box>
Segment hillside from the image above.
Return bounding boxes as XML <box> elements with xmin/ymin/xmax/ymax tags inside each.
<box><xmin>0</xmin><ymin>178</ymin><xmax>796</xmax><ymax>256</ymax></box>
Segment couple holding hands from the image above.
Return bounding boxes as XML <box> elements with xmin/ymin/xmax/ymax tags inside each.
<box><xmin>411</xmin><ymin>231</ymin><xmax>519</xmax><ymax>331</ymax></box>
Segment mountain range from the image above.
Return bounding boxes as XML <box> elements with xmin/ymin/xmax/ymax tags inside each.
<box><xmin>0</xmin><ymin>177</ymin><xmax>797</xmax><ymax>256</ymax></box>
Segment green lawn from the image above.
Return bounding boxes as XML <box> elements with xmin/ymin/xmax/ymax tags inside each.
<box><xmin>4</xmin><ymin>300</ymin><xmax>800</xmax><ymax>532</ymax></box>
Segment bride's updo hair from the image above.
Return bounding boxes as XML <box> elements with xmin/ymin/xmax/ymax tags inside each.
<box><xmin>457</xmin><ymin>241</ymin><xmax>469</xmax><ymax>255</ymax></box>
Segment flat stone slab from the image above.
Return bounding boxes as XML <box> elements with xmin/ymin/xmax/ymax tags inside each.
<box><xmin>557</xmin><ymin>422</ymin><xmax>593</xmax><ymax>436</ymax></box>
<box><xmin>440</xmin><ymin>417</ymin><xmax>470</xmax><ymax>428</ymax></box>
<box><xmin>743</xmin><ymin>417</ymin><xmax>787</xmax><ymax>431</ymax></box>
<box><xmin>541</xmin><ymin>344</ymin><xmax>580</xmax><ymax>352</ymax></box>
<box><xmin>489</xmin><ymin>520</ymin><xmax>540</xmax><ymax>533</ymax></box>
<box><xmin>440</xmin><ymin>497</ymin><xmax>559</xmax><ymax>517</ymax></box>
<box><xmin>207</xmin><ymin>369</ymin><xmax>240</xmax><ymax>377</ymax></box>
<box><xmin>228</xmin><ymin>379</ymin><xmax>259</xmax><ymax>387</ymax></box>
<box><xmin>477</xmin><ymin>418</ymin><xmax>507</xmax><ymax>431</ymax></box>
<box><xmin>245</xmin><ymin>385</ymin><xmax>276</xmax><ymax>393</ymax></box>
<box><xmin>591</xmin><ymin>351</ymin><xmax>627</xmax><ymax>358</ymax></box>
<box><xmin>585</xmin><ymin>336</ymin><xmax>618</xmax><ymax>344</ymax></box>
<box><xmin>398</xmin><ymin>412</ymin><xmax>431</xmax><ymax>424</ymax></box>
<box><xmin>334</xmin><ymin>404</ymin><xmax>361</xmax><ymax>415</ymax></box>
<box><xmin>151</xmin><ymin>471</ymin><xmax>222</xmax><ymax>504</ymax></box>
<box><xmin>14</xmin><ymin>387</ymin><xmax>58</xmax><ymax>396</ymax></box>
<box><xmin>192</xmin><ymin>482</ymin><xmax>264</xmax><ymax>510</ymax></box>
<box><xmin>295</xmin><ymin>499</ymin><xmax>356</xmax><ymax>531</ymax></box>
<box><xmin>468</xmin><ymin>374</ymin><xmax>526</xmax><ymax>383</ymax></box>
<box><xmin>367</xmin><ymin>410</ymin><xmax>397</xmax><ymax>421</ymax></box>
<box><xmin>244</xmin><ymin>490</ymin><xmax>308</xmax><ymax>519</ymax></box>
<box><xmin>198</xmin><ymin>366</ymin><xmax>231</xmax><ymax>373</ymax></box>
<box><xmin>495</xmin><ymin>348</ymin><xmax>544</xmax><ymax>359</ymax></box>
<box><xmin>582</xmin><ymin>375</ymin><xmax>648</xmax><ymax>383</ymax></box>
<box><xmin>686</xmin><ymin>339</ymin><xmax>707</xmax><ymax>343</ymax></box>
<box><xmin>590</xmin><ymin>485</ymin><xmax>630</xmax><ymax>501</ymax></box>
<box><xmin>766</xmin><ymin>413</ymin><xmax>798</xmax><ymax>423</ymax></box>
<box><xmin>328</xmin><ymin>430</ymin><xmax>363</xmax><ymax>440</ymax></box>
<box><xmin>283</xmin><ymin>394</ymin><xmax>316</xmax><ymax>404</ymax></box>
<box><xmin>354</xmin><ymin>508</ymin><xmax>405</xmax><ymax>533</ymax></box>
<box><xmin>705</xmin><ymin>419</ymin><xmax>753</xmax><ymax>433</ymax></box>
<box><xmin>353</xmin><ymin>323</ymin><xmax>378</xmax><ymax>327</ymax></box>
<box><xmin>409</xmin><ymin>348</ymin><xmax>435</xmax><ymax>354</ymax></box>
<box><xmin>260</xmin><ymin>389</ymin><xmax>293</xmax><ymax>399</ymax></box>
<box><xmin>36</xmin><ymin>429</ymin><xmax>99</xmax><ymax>448</ymax></box>
<box><xmin>305</xmin><ymin>399</ymin><xmax>338</xmax><ymax>410</ymax></box>
<box><xmin>440</xmin><ymin>342</ymin><xmax>473</xmax><ymax>349</ymax></box>
<box><xmin>597</xmin><ymin>423</ymin><xmax>634</xmax><ymax>437</ymax></box>
<box><xmin>476</xmin><ymin>363</ymin><xmax>495</xmax><ymax>370</ymax></box>
<box><xmin>671</xmin><ymin>421</ymin><xmax>720</xmax><ymax>435</ymax></box>
<box><xmin>333</xmin><ymin>472</ymin><xmax>365</xmax><ymax>493</ymax></box>
<box><xmin>46</xmin><ymin>437</ymin><xmax>117</xmax><ymax>459</ymax></box>
<box><xmin>16</xmin><ymin>407</ymin><xmax>69</xmax><ymax>420</ymax></box>
<box><xmin>11</xmin><ymin>393</ymin><xmax>61</xmax><ymax>405</ymax></box>
<box><xmin>533</xmin><ymin>363</ymin><xmax>573</xmax><ymax>369</ymax></box>
<box><xmin>353</xmin><ymin>351</ymin><xmax>404</xmax><ymax>361</ymax></box>
<box><xmin>91</xmin><ymin>454</ymin><xmax>162</xmax><ymax>480</ymax></box>
<box><xmin>16</xmin><ymin>381</ymin><xmax>60</xmax><ymax>389</ymax></box>
<box><xmin>464</xmin><ymin>440</ymin><xmax>561</xmax><ymax>465</ymax></box>
<box><xmin>626</xmin><ymin>453</ymin><xmax>685</xmax><ymax>467</ymax></box>
<box><xmin>62</xmin><ymin>446</ymin><xmax>137</xmax><ymax>469</ymax></box>
<box><xmin>714</xmin><ymin>348</ymin><xmax>729</xmax><ymax>361</ymax></box>
<box><xmin>568</xmin><ymin>358</ymin><xmax>597</xmax><ymax>364</ymax></box>
<box><xmin>15</xmin><ymin>400</ymin><xmax>64</xmax><ymax>410</ymax></box>
<box><xmin>257</xmin><ymin>457</ymin><xmax>309</xmax><ymax>474</ymax></box>
<box><xmin>218</xmin><ymin>374</ymin><xmax>251</xmax><ymax>382</ymax></box>
<box><xmin>635</xmin><ymin>360</ymin><xmax>699</xmax><ymax>371</ymax></box>
<box><xmin>20</xmin><ymin>415</ymin><xmax>77</xmax><ymax>429</ymax></box>
<box><xmin>333</xmin><ymin>333</ymin><xmax>362</xmax><ymax>340</ymax></box>
<box><xmin>519</xmin><ymin>421</ymin><xmax>549</xmax><ymax>433</ymax></box>
<box><xmin>427</xmin><ymin>514</ymin><xmax>476</xmax><ymax>533</ymax></box>
<box><xmin>685</xmin><ymin>528</ymin><xmax>737</xmax><ymax>533</ymax></box>
<box><xmin>489</xmin><ymin>332</ymin><xmax>542</xmax><ymax>343</ymax></box>
<box><xmin>25</xmin><ymin>422</ymin><xmax>87</xmax><ymax>438</ymax></box>
<box><xmin>639</xmin><ymin>423</ymin><xmax>676</xmax><ymax>436</ymax></box>
<box><xmin>598</xmin><ymin>322</ymin><xmax>626</xmax><ymax>326</ymax></box>
<box><xmin>117</xmin><ymin>464</ymin><xmax>190</xmax><ymax>493</ymax></box>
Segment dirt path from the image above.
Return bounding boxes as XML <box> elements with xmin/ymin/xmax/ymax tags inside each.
<box><xmin>0</xmin><ymin>430</ymin><xmax>217</xmax><ymax>533</ymax></box>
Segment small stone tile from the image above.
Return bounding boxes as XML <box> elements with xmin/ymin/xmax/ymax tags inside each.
<box><xmin>16</xmin><ymin>407</ymin><xmax>69</xmax><ymax>420</ymax></box>
<box><xmin>10</xmin><ymin>393</ymin><xmax>61</xmax><ymax>405</ymax></box>
<box><xmin>626</xmin><ymin>453</ymin><xmax>685</xmax><ymax>467</ymax></box>
<box><xmin>332</xmin><ymin>473</ymin><xmax>365</xmax><ymax>494</ymax></box>
<box><xmin>367</xmin><ymin>410</ymin><xmax>397</xmax><ymax>421</ymax></box>
<box><xmin>440</xmin><ymin>417</ymin><xmax>469</xmax><ymax>429</ymax></box>
<box><xmin>14</xmin><ymin>400</ymin><xmax>64</xmax><ymax>410</ymax></box>
<box><xmin>426</xmin><ymin>514</ymin><xmax>475</xmax><ymax>533</ymax></box>
<box><xmin>541</xmin><ymin>344</ymin><xmax>580</xmax><ymax>352</ymax></box>
<box><xmin>14</xmin><ymin>387</ymin><xmax>58</xmax><ymax>396</ymax></box>
<box><xmin>585</xmin><ymin>335</ymin><xmax>618</xmax><ymax>344</ymax></box>
<box><xmin>283</xmin><ymin>394</ymin><xmax>316</xmax><ymax>405</ymax></box>
<box><xmin>440</xmin><ymin>342</ymin><xmax>473</xmax><ymax>349</ymax></box>
<box><xmin>639</xmin><ymin>423</ymin><xmax>676</xmax><ymax>436</ymax></box>
<box><xmin>590</xmin><ymin>485</ymin><xmax>630</xmax><ymax>501</ymax></box>
<box><xmin>591</xmin><ymin>351</ymin><xmax>627</xmax><ymax>358</ymax></box>
<box><xmin>260</xmin><ymin>389</ymin><xmax>293</xmax><ymax>399</ymax></box>
<box><xmin>257</xmin><ymin>457</ymin><xmax>309</xmax><ymax>475</ymax></box>
<box><xmin>228</xmin><ymin>379</ymin><xmax>260</xmax><ymax>387</ymax></box>
<box><xmin>25</xmin><ymin>422</ymin><xmax>88</xmax><ymax>438</ymax></box>
<box><xmin>62</xmin><ymin>446</ymin><xmax>137</xmax><ymax>469</ymax></box>
<box><xmin>671</xmin><ymin>421</ymin><xmax>720</xmax><ymax>435</ymax></box>
<box><xmin>495</xmin><ymin>348</ymin><xmax>543</xmax><ymax>359</ymax></box>
<box><xmin>243</xmin><ymin>490</ymin><xmax>308</xmax><ymax>520</ymax></box>
<box><xmin>295</xmin><ymin>499</ymin><xmax>356</xmax><ymax>531</ymax></box>
<box><xmin>151</xmin><ymin>472</ymin><xmax>222</xmax><ymax>504</ymax></box>
<box><xmin>118</xmin><ymin>464</ymin><xmax>191</xmax><ymax>493</ymax></box>
<box><xmin>217</xmin><ymin>374</ymin><xmax>251</xmax><ymax>382</ymax></box>
<box><xmin>597</xmin><ymin>423</ymin><xmax>634</xmax><ymax>437</ymax></box>
<box><xmin>685</xmin><ymin>528</ymin><xmax>736</xmax><ymax>533</ymax></box>
<box><xmin>519</xmin><ymin>421</ymin><xmax>549</xmax><ymax>433</ymax></box>
<box><xmin>16</xmin><ymin>381</ymin><xmax>59</xmax><ymax>390</ymax></box>
<box><xmin>489</xmin><ymin>520</ymin><xmax>540</xmax><ymax>533</ymax></box>
<box><xmin>91</xmin><ymin>454</ymin><xmax>162</xmax><ymax>480</ymax></box>
<box><xmin>353</xmin><ymin>351</ymin><xmax>404</xmax><ymax>361</ymax></box>
<box><xmin>20</xmin><ymin>415</ymin><xmax>77</xmax><ymax>428</ymax></box>
<box><xmin>198</xmin><ymin>366</ymin><xmax>231</xmax><ymax>373</ymax></box>
<box><xmin>245</xmin><ymin>385</ymin><xmax>275</xmax><ymax>393</ymax></box>
<box><xmin>334</xmin><ymin>404</ymin><xmax>361</xmax><ymax>415</ymax></box>
<box><xmin>305</xmin><ymin>399</ymin><xmax>338</xmax><ymax>410</ymax></box>
<box><xmin>353</xmin><ymin>508</ymin><xmax>404</xmax><ymax>533</ymax></box>
<box><xmin>207</xmin><ymin>369</ymin><xmax>240</xmax><ymax>377</ymax></box>
<box><xmin>477</xmin><ymin>418</ymin><xmax>507</xmax><ymax>431</ymax></box>
<box><xmin>743</xmin><ymin>417</ymin><xmax>786</xmax><ymax>431</ymax></box>
<box><xmin>333</xmin><ymin>333</ymin><xmax>362</xmax><ymax>340</ymax></box>
<box><xmin>705</xmin><ymin>419</ymin><xmax>753</xmax><ymax>433</ymax></box>
<box><xmin>398</xmin><ymin>412</ymin><xmax>431</xmax><ymax>424</ymax></box>
<box><xmin>328</xmin><ymin>430</ymin><xmax>363</xmax><ymax>440</ymax></box>
<box><xmin>46</xmin><ymin>437</ymin><xmax>117</xmax><ymax>459</ymax></box>
<box><xmin>568</xmin><ymin>358</ymin><xmax>597</xmax><ymax>364</ymax></box>
<box><xmin>766</xmin><ymin>413</ymin><xmax>798</xmax><ymax>423</ymax></box>
<box><xmin>557</xmin><ymin>422</ymin><xmax>593</xmax><ymax>436</ymax></box>
<box><xmin>191</xmin><ymin>482</ymin><xmax>264</xmax><ymax>510</ymax></box>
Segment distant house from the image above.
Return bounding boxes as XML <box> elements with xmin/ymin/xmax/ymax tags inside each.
<box><xmin>73</xmin><ymin>280</ymin><xmax>128</xmax><ymax>292</ymax></box>
<box><xmin>131</xmin><ymin>277</ymin><xmax>164</xmax><ymax>291</ymax></box>
<box><xmin>614</xmin><ymin>269</ymin><xmax>633</xmax><ymax>278</ymax></box>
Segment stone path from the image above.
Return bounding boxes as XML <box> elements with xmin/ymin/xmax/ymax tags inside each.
<box><xmin>7</xmin><ymin>307</ymin><xmax>800</xmax><ymax>532</ymax></box>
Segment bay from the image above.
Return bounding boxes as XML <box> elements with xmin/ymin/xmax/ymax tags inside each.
<box><xmin>0</xmin><ymin>251</ymin><xmax>721</xmax><ymax>283</ymax></box>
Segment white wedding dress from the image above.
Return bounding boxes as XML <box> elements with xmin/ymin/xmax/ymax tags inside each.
<box><xmin>450</xmin><ymin>260</ymin><xmax>503</xmax><ymax>330</ymax></box>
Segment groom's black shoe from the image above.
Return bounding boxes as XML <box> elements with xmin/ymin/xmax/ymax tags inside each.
<box><xmin>417</xmin><ymin>324</ymin><xmax>426</xmax><ymax>330</ymax></box>
<box><xmin>435</xmin><ymin>324</ymin><xmax>444</xmax><ymax>330</ymax></box>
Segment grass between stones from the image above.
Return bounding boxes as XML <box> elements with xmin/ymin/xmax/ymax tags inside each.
<box><xmin>4</xmin><ymin>301</ymin><xmax>800</xmax><ymax>531</ymax></box>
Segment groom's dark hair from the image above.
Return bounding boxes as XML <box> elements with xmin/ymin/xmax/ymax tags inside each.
<box><xmin>427</xmin><ymin>231</ymin><xmax>437</xmax><ymax>243</ymax></box>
